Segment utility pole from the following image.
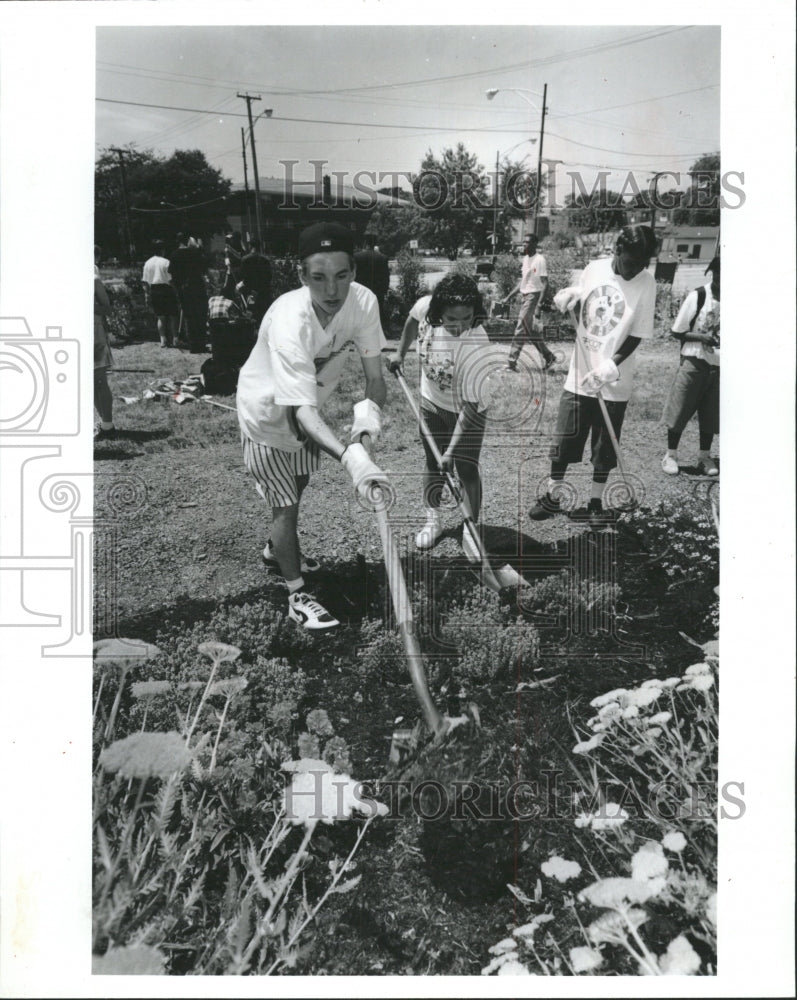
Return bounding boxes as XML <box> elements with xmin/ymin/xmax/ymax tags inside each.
<box><xmin>109</xmin><ymin>147</ymin><xmax>135</xmax><ymax>264</ymax></box>
<box><xmin>533</xmin><ymin>83</ymin><xmax>548</xmax><ymax>238</ymax></box>
<box><xmin>237</xmin><ymin>92</ymin><xmax>263</xmax><ymax>245</ymax></box>
<box><xmin>492</xmin><ymin>149</ymin><xmax>500</xmax><ymax>257</ymax></box>
<box><xmin>241</xmin><ymin>127</ymin><xmax>254</xmax><ymax>242</ymax></box>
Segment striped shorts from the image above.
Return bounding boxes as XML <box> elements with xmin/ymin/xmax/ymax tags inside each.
<box><xmin>242</xmin><ymin>434</ymin><xmax>321</xmax><ymax>508</ymax></box>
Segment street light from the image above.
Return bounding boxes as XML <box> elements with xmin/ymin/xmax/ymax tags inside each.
<box><xmin>486</xmin><ymin>85</ymin><xmax>548</xmax><ymax>237</ymax></box>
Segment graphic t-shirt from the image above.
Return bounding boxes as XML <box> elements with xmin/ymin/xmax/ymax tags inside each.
<box><xmin>519</xmin><ymin>252</ymin><xmax>547</xmax><ymax>294</ymax></box>
<box><xmin>409</xmin><ymin>295</ymin><xmax>491</xmax><ymax>413</ymax></box>
<box><xmin>563</xmin><ymin>257</ymin><xmax>656</xmax><ymax>402</ymax></box>
<box><xmin>237</xmin><ymin>281</ymin><xmax>386</xmax><ymax>450</ymax></box>
<box><xmin>672</xmin><ymin>283</ymin><xmax>720</xmax><ymax>366</ymax></box>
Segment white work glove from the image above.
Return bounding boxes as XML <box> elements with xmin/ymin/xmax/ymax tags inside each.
<box><xmin>580</xmin><ymin>358</ymin><xmax>620</xmax><ymax>395</ymax></box>
<box><xmin>553</xmin><ymin>286</ymin><xmax>582</xmax><ymax>315</ymax></box>
<box><xmin>350</xmin><ymin>399</ymin><xmax>383</xmax><ymax>444</ymax></box>
<box><xmin>341</xmin><ymin>442</ymin><xmax>390</xmax><ymax>507</ymax></box>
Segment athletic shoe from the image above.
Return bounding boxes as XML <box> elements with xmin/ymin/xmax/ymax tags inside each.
<box><xmin>661</xmin><ymin>453</ymin><xmax>679</xmax><ymax>475</ymax></box>
<box><xmin>569</xmin><ymin>503</ymin><xmax>618</xmax><ymax>530</ymax></box>
<box><xmin>287</xmin><ymin>591</ymin><xmax>339</xmax><ymax>631</ymax></box>
<box><xmin>93</xmin><ymin>425</ymin><xmax>117</xmax><ymax>441</ymax></box>
<box><xmin>415</xmin><ymin>512</ymin><xmax>443</xmax><ymax>550</ymax></box>
<box><xmin>506</xmin><ymin>361</ymin><xmax>519</xmax><ymax>372</ymax></box>
<box><xmin>262</xmin><ymin>541</ymin><xmax>320</xmax><ymax>576</ymax></box>
<box><xmin>697</xmin><ymin>457</ymin><xmax>719</xmax><ymax>477</ymax></box>
<box><xmin>528</xmin><ymin>494</ymin><xmax>562</xmax><ymax>520</ymax></box>
<box><xmin>460</xmin><ymin>524</ymin><xmax>482</xmax><ymax>564</ymax></box>
<box><xmin>567</xmin><ymin>504</ymin><xmax>593</xmax><ymax>523</ymax></box>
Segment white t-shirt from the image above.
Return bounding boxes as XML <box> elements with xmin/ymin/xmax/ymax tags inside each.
<box><xmin>237</xmin><ymin>281</ymin><xmax>386</xmax><ymax>450</ymax></box>
<box><xmin>409</xmin><ymin>295</ymin><xmax>491</xmax><ymax>413</ymax></box>
<box><xmin>519</xmin><ymin>252</ymin><xmax>547</xmax><ymax>294</ymax></box>
<box><xmin>141</xmin><ymin>255</ymin><xmax>172</xmax><ymax>286</ymax></box>
<box><xmin>672</xmin><ymin>283</ymin><xmax>720</xmax><ymax>366</ymax></box>
<box><xmin>564</xmin><ymin>257</ymin><xmax>656</xmax><ymax>403</ymax></box>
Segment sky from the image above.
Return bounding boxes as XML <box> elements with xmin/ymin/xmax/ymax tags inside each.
<box><xmin>96</xmin><ymin>24</ymin><xmax>720</xmax><ymax>201</ymax></box>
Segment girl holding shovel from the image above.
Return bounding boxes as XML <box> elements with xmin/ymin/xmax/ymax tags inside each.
<box><xmin>388</xmin><ymin>274</ymin><xmax>491</xmax><ymax>559</ymax></box>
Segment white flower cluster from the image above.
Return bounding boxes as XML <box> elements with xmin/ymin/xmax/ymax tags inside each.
<box><xmin>571</xmin><ymin>660</ymin><xmax>717</xmax><ymax>756</ymax></box>
<box><xmin>481</xmin><ymin>914</ymin><xmax>554</xmax><ymax>975</ymax></box>
<box><xmin>282</xmin><ymin>758</ymin><xmax>388</xmax><ymax>828</ymax></box>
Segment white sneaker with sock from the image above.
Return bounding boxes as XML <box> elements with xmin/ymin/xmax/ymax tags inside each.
<box><xmin>262</xmin><ymin>540</ymin><xmax>321</xmax><ymax>575</ymax></box>
<box><xmin>415</xmin><ymin>509</ymin><xmax>443</xmax><ymax>550</ymax></box>
<box><xmin>287</xmin><ymin>591</ymin><xmax>339</xmax><ymax>630</ymax></box>
<box><xmin>661</xmin><ymin>452</ymin><xmax>679</xmax><ymax>475</ymax></box>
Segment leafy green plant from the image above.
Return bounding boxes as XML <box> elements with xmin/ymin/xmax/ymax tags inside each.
<box><xmin>621</xmin><ymin>502</ymin><xmax>718</xmax><ymax>587</ymax></box>
<box><xmin>395</xmin><ymin>249</ymin><xmax>428</xmax><ymax>311</ymax></box>
<box><xmin>521</xmin><ymin>570</ymin><xmax>620</xmax><ymax>629</ymax></box>
<box><xmin>93</xmin><ymin>640</ymin><xmax>387</xmax><ymax>975</ymax></box>
<box><xmin>435</xmin><ymin>590</ymin><xmax>539</xmax><ymax>685</ymax></box>
<box><xmin>491</xmin><ymin>253</ymin><xmax>521</xmax><ymax>300</ymax></box>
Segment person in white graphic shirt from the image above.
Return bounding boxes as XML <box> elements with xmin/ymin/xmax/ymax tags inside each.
<box><xmin>237</xmin><ymin>222</ymin><xmax>388</xmax><ymax>630</ymax></box>
<box><xmin>528</xmin><ymin>225</ymin><xmax>657</xmax><ymax>530</ymax></box>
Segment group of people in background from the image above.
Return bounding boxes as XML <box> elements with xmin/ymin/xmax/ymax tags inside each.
<box><xmin>139</xmin><ymin>232</ymin><xmax>274</xmax><ymax>353</ymax></box>
<box><xmin>95</xmin><ymin>221</ymin><xmax>720</xmax><ymax>631</ymax></box>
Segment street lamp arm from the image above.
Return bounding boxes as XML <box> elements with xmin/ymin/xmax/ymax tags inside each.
<box><xmin>485</xmin><ymin>86</ymin><xmax>543</xmax><ymax>112</ymax></box>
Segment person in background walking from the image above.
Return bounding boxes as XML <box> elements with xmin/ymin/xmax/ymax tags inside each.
<box><xmin>354</xmin><ymin>234</ymin><xmax>391</xmax><ymax>333</ymax></box>
<box><xmin>141</xmin><ymin>239</ymin><xmax>179</xmax><ymax>347</ymax></box>
<box><xmin>93</xmin><ymin>245</ymin><xmax>116</xmax><ymax>441</ymax></box>
<box><xmin>502</xmin><ymin>234</ymin><xmax>556</xmax><ymax>371</ymax></box>
<box><xmin>168</xmin><ymin>232</ymin><xmax>208</xmax><ymax>354</ymax></box>
<box><xmin>661</xmin><ymin>256</ymin><xmax>720</xmax><ymax>477</ymax></box>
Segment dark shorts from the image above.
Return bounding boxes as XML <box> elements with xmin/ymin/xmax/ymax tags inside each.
<box><xmin>550</xmin><ymin>389</ymin><xmax>627</xmax><ymax>472</ymax></box>
<box><xmin>420</xmin><ymin>402</ymin><xmax>486</xmax><ymax>472</ymax></box>
<box><xmin>663</xmin><ymin>356</ymin><xmax>719</xmax><ymax>436</ymax></box>
<box><xmin>150</xmin><ymin>283</ymin><xmax>179</xmax><ymax>317</ymax></box>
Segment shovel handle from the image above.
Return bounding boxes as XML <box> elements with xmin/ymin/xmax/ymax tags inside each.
<box><xmin>360</xmin><ymin>433</ymin><xmax>445</xmax><ymax>736</ymax></box>
<box><xmin>569</xmin><ymin>313</ymin><xmax>628</xmax><ymax>480</ymax></box>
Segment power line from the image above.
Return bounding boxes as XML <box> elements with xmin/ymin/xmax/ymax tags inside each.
<box><xmin>97</xmin><ymin>96</ymin><xmax>711</xmax><ymax>159</ymax></box>
<box><xmin>96</xmin><ymin>26</ymin><xmax>692</xmax><ymax>101</ymax></box>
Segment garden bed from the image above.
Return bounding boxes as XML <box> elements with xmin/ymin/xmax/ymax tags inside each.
<box><xmin>93</xmin><ymin>333</ymin><xmax>719</xmax><ymax>977</ymax></box>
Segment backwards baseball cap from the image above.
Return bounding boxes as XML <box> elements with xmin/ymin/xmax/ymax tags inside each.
<box><xmin>298</xmin><ymin>222</ymin><xmax>354</xmax><ymax>259</ymax></box>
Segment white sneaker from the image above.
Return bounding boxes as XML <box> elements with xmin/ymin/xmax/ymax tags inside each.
<box><xmin>287</xmin><ymin>591</ymin><xmax>339</xmax><ymax>631</ymax></box>
<box><xmin>415</xmin><ymin>511</ymin><xmax>443</xmax><ymax>550</ymax></box>
<box><xmin>262</xmin><ymin>541</ymin><xmax>320</xmax><ymax>576</ymax></box>
<box><xmin>461</xmin><ymin>524</ymin><xmax>482</xmax><ymax>564</ymax></box>
<box><xmin>661</xmin><ymin>453</ymin><xmax>679</xmax><ymax>475</ymax></box>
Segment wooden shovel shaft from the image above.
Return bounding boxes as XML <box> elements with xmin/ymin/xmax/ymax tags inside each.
<box><xmin>392</xmin><ymin>368</ymin><xmax>504</xmax><ymax>593</ymax></box>
<box><xmin>570</xmin><ymin>315</ymin><xmax>627</xmax><ymax>479</ymax></box>
<box><xmin>361</xmin><ymin>435</ymin><xmax>445</xmax><ymax>736</ymax></box>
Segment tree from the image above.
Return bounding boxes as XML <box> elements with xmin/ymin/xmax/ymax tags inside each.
<box><xmin>364</xmin><ymin>202</ymin><xmax>424</xmax><ymax>257</ymax></box>
<box><xmin>414</xmin><ymin>143</ymin><xmax>491</xmax><ymax>258</ymax></box>
<box><xmin>95</xmin><ymin>146</ymin><xmax>233</xmax><ymax>260</ymax></box>
<box><xmin>564</xmin><ymin>188</ymin><xmax>627</xmax><ymax>233</ymax></box>
<box><xmin>673</xmin><ymin>153</ymin><xmax>720</xmax><ymax>227</ymax></box>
